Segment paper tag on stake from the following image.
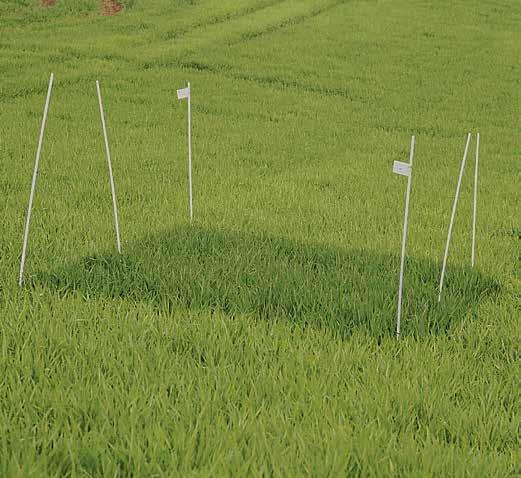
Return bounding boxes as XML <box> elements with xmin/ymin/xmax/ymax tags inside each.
<box><xmin>393</xmin><ymin>160</ymin><xmax>412</xmax><ymax>177</ymax></box>
<box><xmin>177</xmin><ymin>87</ymin><xmax>190</xmax><ymax>100</ymax></box>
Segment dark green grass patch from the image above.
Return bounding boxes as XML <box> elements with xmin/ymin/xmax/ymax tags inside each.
<box><xmin>39</xmin><ymin>225</ymin><xmax>499</xmax><ymax>339</ymax></box>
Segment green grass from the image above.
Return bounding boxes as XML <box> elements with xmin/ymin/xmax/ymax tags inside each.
<box><xmin>1</xmin><ymin>0</ymin><xmax>520</xmax><ymax>476</ymax></box>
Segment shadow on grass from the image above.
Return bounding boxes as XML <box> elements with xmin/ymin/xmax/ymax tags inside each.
<box><xmin>36</xmin><ymin>225</ymin><xmax>499</xmax><ymax>339</ymax></box>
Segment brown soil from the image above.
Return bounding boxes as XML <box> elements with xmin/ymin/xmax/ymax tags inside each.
<box><xmin>101</xmin><ymin>0</ymin><xmax>123</xmax><ymax>16</ymax></box>
<box><xmin>41</xmin><ymin>0</ymin><xmax>123</xmax><ymax>15</ymax></box>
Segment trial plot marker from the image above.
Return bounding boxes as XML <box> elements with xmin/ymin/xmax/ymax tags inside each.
<box><xmin>394</xmin><ymin>135</ymin><xmax>415</xmax><ymax>338</ymax></box>
<box><xmin>96</xmin><ymin>80</ymin><xmax>122</xmax><ymax>253</ymax></box>
<box><xmin>177</xmin><ymin>82</ymin><xmax>193</xmax><ymax>222</ymax></box>
<box><xmin>19</xmin><ymin>73</ymin><xmax>54</xmax><ymax>286</ymax></box>
<box><xmin>438</xmin><ymin>133</ymin><xmax>472</xmax><ymax>302</ymax></box>
<box><xmin>471</xmin><ymin>132</ymin><xmax>480</xmax><ymax>267</ymax></box>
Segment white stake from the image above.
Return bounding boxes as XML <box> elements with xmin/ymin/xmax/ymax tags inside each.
<box><xmin>471</xmin><ymin>132</ymin><xmax>480</xmax><ymax>267</ymax></box>
<box><xmin>19</xmin><ymin>73</ymin><xmax>54</xmax><ymax>286</ymax></box>
<box><xmin>393</xmin><ymin>135</ymin><xmax>415</xmax><ymax>338</ymax></box>
<box><xmin>177</xmin><ymin>82</ymin><xmax>192</xmax><ymax>222</ymax></box>
<box><xmin>187</xmin><ymin>82</ymin><xmax>193</xmax><ymax>222</ymax></box>
<box><xmin>438</xmin><ymin>133</ymin><xmax>472</xmax><ymax>301</ymax></box>
<box><xmin>96</xmin><ymin>80</ymin><xmax>121</xmax><ymax>253</ymax></box>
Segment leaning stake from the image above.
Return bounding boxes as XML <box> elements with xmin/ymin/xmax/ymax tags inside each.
<box><xmin>177</xmin><ymin>82</ymin><xmax>192</xmax><ymax>222</ymax></box>
<box><xmin>96</xmin><ymin>80</ymin><xmax>122</xmax><ymax>253</ymax></box>
<box><xmin>438</xmin><ymin>133</ymin><xmax>472</xmax><ymax>301</ymax></box>
<box><xmin>19</xmin><ymin>73</ymin><xmax>54</xmax><ymax>286</ymax></box>
<box><xmin>471</xmin><ymin>132</ymin><xmax>480</xmax><ymax>267</ymax></box>
<box><xmin>393</xmin><ymin>135</ymin><xmax>415</xmax><ymax>338</ymax></box>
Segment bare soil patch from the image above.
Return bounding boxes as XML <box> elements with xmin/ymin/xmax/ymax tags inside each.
<box><xmin>41</xmin><ymin>0</ymin><xmax>123</xmax><ymax>15</ymax></box>
<box><xmin>101</xmin><ymin>0</ymin><xmax>123</xmax><ymax>16</ymax></box>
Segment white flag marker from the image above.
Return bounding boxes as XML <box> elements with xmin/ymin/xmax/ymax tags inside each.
<box><xmin>393</xmin><ymin>160</ymin><xmax>412</xmax><ymax>178</ymax></box>
<box><xmin>471</xmin><ymin>132</ymin><xmax>480</xmax><ymax>267</ymax></box>
<box><xmin>177</xmin><ymin>82</ymin><xmax>192</xmax><ymax>222</ymax></box>
<box><xmin>394</xmin><ymin>135</ymin><xmax>415</xmax><ymax>338</ymax></box>
<box><xmin>438</xmin><ymin>133</ymin><xmax>472</xmax><ymax>301</ymax></box>
<box><xmin>19</xmin><ymin>73</ymin><xmax>54</xmax><ymax>286</ymax></box>
<box><xmin>96</xmin><ymin>80</ymin><xmax>122</xmax><ymax>253</ymax></box>
<box><xmin>177</xmin><ymin>87</ymin><xmax>190</xmax><ymax>100</ymax></box>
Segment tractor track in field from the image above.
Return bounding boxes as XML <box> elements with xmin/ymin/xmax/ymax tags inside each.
<box><xmin>4</xmin><ymin>0</ymin><xmax>352</xmax><ymax>103</ymax></box>
<box><xmin>227</xmin><ymin>0</ymin><xmax>350</xmax><ymax>46</ymax></box>
<box><xmin>159</xmin><ymin>0</ymin><xmax>287</xmax><ymax>41</ymax></box>
<box><xmin>146</xmin><ymin>0</ymin><xmax>350</xmax><ymax>58</ymax></box>
<box><xmin>144</xmin><ymin>58</ymin><xmax>361</xmax><ymax>102</ymax></box>
<box><xmin>141</xmin><ymin>0</ymin><xmax>354</xmax><ymax>100</ymax></box>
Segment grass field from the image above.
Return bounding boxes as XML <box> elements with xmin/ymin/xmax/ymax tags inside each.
<box><xmin>1</xmin><ymin>0</ymin><xmax>520</xmax><ymax>476</ymax></box>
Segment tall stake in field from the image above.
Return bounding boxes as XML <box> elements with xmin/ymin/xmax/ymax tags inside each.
<box><xmin>471</xmin><ymin>132</ymin><xmax>480</xmax><ymax>267</ymax></box>
<box><xmin>438</xmin><ymin>133</ymin><xmax>472</xmax><ymax>301</ymax></box>
<box><xmin>393</xmin><ymin>136</ymin><xmax>415</xmax><ymax>338</ymax></box>
<box><xmin>177</xmin><ymin>82</ymin><xmax>193</xmax><ymax>222</ymax></box>
<box><xmin>96</xmin><ymin>80</ymin><xmax>122</xmax><ymax>253</ymax></box>
<box><xmin>19</xmin><ymin>73</ymin><xmax>54</xmax><ymax>286</ymax></box>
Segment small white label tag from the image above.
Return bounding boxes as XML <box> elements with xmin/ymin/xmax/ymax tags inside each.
<box><xmin>393</xmin><ymin>161</ymin><xmax>412</xmax><ymax>177</ymax></box>
<box><xmin>177</xmin><ymin>87</ymin><xmax>190</xmax><ymax>100</ymax></box>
